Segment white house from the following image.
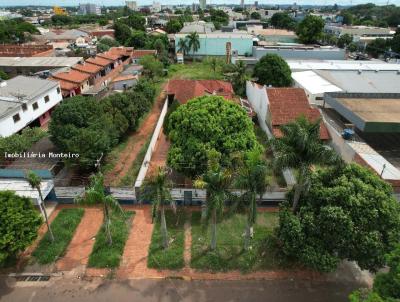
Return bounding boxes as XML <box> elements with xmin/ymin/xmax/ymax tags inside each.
<box><xmin>0</xmin><ymin>76</ymin><xmax>62</xmax><ymax>137</ymax></box>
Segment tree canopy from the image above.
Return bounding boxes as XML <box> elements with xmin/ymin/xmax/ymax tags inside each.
<box><xmin>277</xmin><ymin>164</ymin><xmax>400</xmax><ymax>273</ymax></box>
<box><xmin>296</xmin><ymin>15</ymin><xmax>325</xmax><ymax>44</ymax></box>
<box><xmin>0</xmin><ymin>191</ymin><xmax>42</xmax><ymax>265</ymax></box>
<box><xmin>253</xmin><ymin>54</ymin><xmax>292</xmax><ymax>87</ymax></box>
<box><xmin>270</xmin><ymin>12</ymin><xmax>296</xmax><ymax>30</ymax></box>
<box><xmin>167</xmin><ymin>96</ymin><xmax>262</xmax><ymax>178</ymax></box>
<box><xmin>0</xmin><ymin>18</ymin><xmax>38</xmax><ymax>43</ymax></box>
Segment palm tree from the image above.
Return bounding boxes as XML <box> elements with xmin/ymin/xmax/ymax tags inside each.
<box><xmin>228</xmin><ymin>60</ymin><xmax>249</xmax><ymax>97</ymax></box>
<box><xmin>142</xmin><ymin>167</ymin><xmax>175</xmax><ymax>249</ymax></box>
<box><xmin>234</xmin><ymin>151</ymin><xmax>268</xmax><ymax>250</ymax></box>
<box><xmin>270</xmin><ymin>116</ymin><xmax>340</xmax><ymax>213</ymax></box>
<box><xmin>187</xmin><ymin>32</ymin><xmax>200</xmax><ymax>60</ymax></box>
<box><xmin>75</xmin><ymin>173</ymin><xmax>124</xmax><ymax>246</ymax></box>
<box><xmin>195</xmin><ymin>160</ymin><xmax>232</xmax><ymax>251</ymax></box>
<box><xmin>26</xmin><ymin>170</ymin><xmax>54</xmax><ymax>242</ymax></box>
<box><xmin>177</xmin><ymin>37</ymin><xmax>190</xmax><ymax>57</ymax></box>
<box><xmin>209</xmin><ymin>57</ymin><xmax>219</xmax><ymax>74</ymax></box>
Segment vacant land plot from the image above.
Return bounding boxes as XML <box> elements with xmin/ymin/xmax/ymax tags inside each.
<box><xmin>147</xmin><ymin>208</ymin><xmax>187</xmax><ymax>270</ymax></box>
<box><xmin>190</xmin><ymin>211</ymin><xmax>292</xmax><ymax>272</ymax></box>
<box><xmin>88</xmin><ymin>211</ymin><xmax>134</xmax><ymax>269</ymax></box>
<box><xmin>32</xmin><ymin>208</ymin><xmax>84</xmax><ymax>264</ymax></box>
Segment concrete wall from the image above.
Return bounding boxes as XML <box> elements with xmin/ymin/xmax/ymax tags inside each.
<box><xmin>134</xmin><ymin>98</ymin><xmax>169</xmax><ymax>192</ymax></box>
<box><xmin>0</xmin><ymin>83</ymin><xmax>62</xmax><ymax>137</ymax></box>
<box><xmin>246</xmin><ymin>81</ymin><xmax>270</xmax><ymax>134</ymax></box>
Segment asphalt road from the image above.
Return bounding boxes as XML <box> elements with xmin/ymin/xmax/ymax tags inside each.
<box><xmin>0</xmin><ymin>277</ymin><xmax>363</xmax><ymax>302</ymax></box>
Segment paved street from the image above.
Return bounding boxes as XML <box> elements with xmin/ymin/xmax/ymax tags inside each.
<box><xmin>0</xmin><ymin>277</ymin><xmax>363</xmax><ymax>302</ymax></box>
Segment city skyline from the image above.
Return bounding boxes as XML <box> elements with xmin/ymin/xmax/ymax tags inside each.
<box><xmin>1</xmin><ymin>0</ymin><xmax>399</xmax><ymax>7</ymax></box>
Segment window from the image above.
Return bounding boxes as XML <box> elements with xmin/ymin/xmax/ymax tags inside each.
<box><xmin>21</xmin><ymin>103</ymin><xmax>27</xmax><ymax>112</ymax></box>
<box><xmin>13</xmin><ymin>113</ymin><xmax>20</xmax><ymax>123</ymax></box>
<box><xmin>44</xmin><ymin>95</ymin><xmax>50</xmax><ymax>103</ymax></box>
<box><xmin>315</xmin><ymin>97</ymin><xmax>324</xmax><ymax>101</ymax></box>
<box><xmin>57</xmin><ymin>87</ymin><xmax>61</xmax><ymax>94</ymax></box>
<box><xmin>32</xmin><ymin>102</ymin><xmax>38</xmax><ymax>110</ymax></box>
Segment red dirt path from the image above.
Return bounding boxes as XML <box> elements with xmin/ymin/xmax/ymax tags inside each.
<box><xmin>104</xmin><ymin>87</ymin><xmax>166</xmax><ymax>186</ymax></box>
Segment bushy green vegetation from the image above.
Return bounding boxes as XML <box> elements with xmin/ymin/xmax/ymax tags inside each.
<box><xmin>88</xmin><ymin>211</ymin><xmax>134</xmax><ymax>268</ymax></box>
<box><xmin>277</xmin><ymin>164</ymin><xmax>400</xmax><ymax>273</ymax></box>
<box><xmin>147</xmin><ymin>209</ymin><xmax>186</xmax><ymax>270</ymax></box>
<box><xmin>49</xmin><ymin>80</ymin><xmax>156</xmax><ymax>170</ymax></box>
<box><xmin>190</xmin><ymin>212</ymin><xmax>287</xmax><ymax>272</ymax></box>
<box><xmin>0</xmin><ymin>18</ymin><xmax>38</xmax><ymax>43</ymax></box>
<box><xmin>296</xmin><ymin>15</ymin><xmax>325</xmax><ymax>44</ymax></box>
<box><xmin>45</xmin><ymin>14</ymin><xmax>109</xmax><ymax>27</ymax></box>
<box><xmin>32</xmin><ymin>208</ymin><xmax>84</xmax><ymax>264</ymax></box>
<box><xmin>343</xmin><ymin>3</ymin><xmax>400</xmax><ymax>27</ymax></box>
<box><xmin>0</xmin><ymin>191</ymin><xmax>42</xmax><ymax>266</ymax></box>
<box><xmin>167</xmin><ymin>96</ymin><xmax>262</xmax><ymax>178</ymax></box>
<box><xmin>270</xmin><ymin>12</ymin><xmax>296</xmax><ymax>30</ymax></box>
<box><xmin>253</xmin><ymin>54</ymin><xmax>292</xmax><ymax>87</ymax></box>
<box><xmin>0</xmin><ymin>127</ymin><xmax>47</xmax><ymax>161</ymax></box>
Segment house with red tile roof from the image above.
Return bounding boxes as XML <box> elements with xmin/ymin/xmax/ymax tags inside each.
<box><xmin>71</xmin><ymin>62</ymin><xmax>102</xmax><ymax>86</ymax></box>
<box><xmin>246</xmin><ymin>81</ymin><xmax>330</xmax><ymax>140</ymax></box>
<box><xmin>51</xmin><ymin>69</ymin><xmax>91</xmax><ymax>97</ymax></box>
<box><xmin>165</xmin><ymin>79</ymin><xmax>234</xmax><ymax>104</ymax></box>
<box><xmin>131</xmin><ymin>49</ymin><xmax>157</xmax><ymax>63</ymax></box>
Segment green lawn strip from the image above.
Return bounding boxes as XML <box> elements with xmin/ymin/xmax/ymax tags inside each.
<box><xmin>88</xmin><ymin>211</ymin><xmax>134</xmax><ymax>268</ymax></box>
<box><xmin>32</xmin><ymin>208</ymin><xmax>84</xmax><ymax>264</ymax></box>
<box><xmin>118</xmin><ymin>137</ymin><xmax>151</xmax><ymax>187</ymax></box>
<box><xmin>190</xmin><ymin>211</ymin><xmax>291</xmax><ymax>273</ymax></box>
<box><xmin>168</xmin><ymin>62</ymin><xmax>224</xmax><ymax>80</ymax></box>
<box><xmin>147</xmin><ymin>208</ymin><xmax>187</xmax><ymax>270</ymax></box>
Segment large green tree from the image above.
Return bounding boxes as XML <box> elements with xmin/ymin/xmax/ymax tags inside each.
<box><xmin>253</xmin><ymin>54</ymin><xmax>292</xmax><ymax>87</ymax></box>
<box><xmin>366</xmin><ymin>38</ymin><xmax>390</xmax><ymax>58</ymax></box>
<box><xmin>166</xmin><ymin>19</ymin><xmax>183</xmax><ymax>33</ymax></box>
<box><xmin>277</xmin><ymin>164</ymin><xmax>400</xmax><ymax>273</ymax></box>
<box><xmin>296</xmin><ymin>15</ymin><xmax>325</xmax><ymax>44</ymax></box>
<box><xmin>270</xmin><ymin>12</ymin><xmax>296</xmax><ymax>30</ymax></box>
<box><xmin>0</xmin><ymin>191</ymin><xmax>42</xmax><ymax>265</ymax></box>
<box><xmin>271</xmin><ymin>117</ymin><xmax>339</xmax><ymax>212</ymax></box>
<box><xmin>167</xmin><ymin>96</ymin><xmax>261</xmax><ymax>178</ymax></box>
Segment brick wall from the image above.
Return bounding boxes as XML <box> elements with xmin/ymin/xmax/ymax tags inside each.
<box><xmin>0</xmin><ymin>45</ymin><xmax>54</xmax><ymax>57</ymax></box>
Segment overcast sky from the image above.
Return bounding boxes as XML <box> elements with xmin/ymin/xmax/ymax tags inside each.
<box><xmin>0</xmin><ymin>0</ymin><xmax>399</xmax><ymax>6</ymax></box>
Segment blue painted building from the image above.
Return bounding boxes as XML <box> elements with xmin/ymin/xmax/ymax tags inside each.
<box><xmin>175</xmin><ymin>32</ymin><xmax>254</xmax><ymax>57</ymax></box>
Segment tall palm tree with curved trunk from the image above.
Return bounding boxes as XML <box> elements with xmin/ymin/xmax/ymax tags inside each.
<box><xmin>234</xmin><ymin>150</ymin><xmax>268</xmax><ymax>250</ymax></box>
<box><xmin>26</xmin><ymin>170</ymin><xmax>54</xmax><ymax>242</ymax></box>
<box><xmin>195</xmin><ymin>158</ymin><xmax>232</xmax><ymax>251</ymax></box>
<box><xmin>229</xmin><ymin>60</ymin><xmax>249</xmax><ymax>97</ymax></box>
<box><xmin>187</xmin><ymin>32</ymin><xmax>200</xmax><ymax>61</ymax></box>
<box><xmin>177</xmin><ymin>38</ymin><xmax>190</xmax><ymax>57</ymax></box>
<box><xmin>270</xmin><ymin>116</ymin><xmax>340</xmax><ymax>213</ymax></box>
<box><xmin>75</xmin><ymin>173</ymin><xmax>124</xmax><ymax>246</ymax></box>
<box><xmin>142</xmin><ymin>167</ymin><xmax>175</xmax><ymax>249</ymax></box>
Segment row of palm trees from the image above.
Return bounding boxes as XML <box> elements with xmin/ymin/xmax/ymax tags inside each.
<box><xmin>177</xmin><ymin>32</ymin><xmax>200</xmax><ymax>59</ymax></box>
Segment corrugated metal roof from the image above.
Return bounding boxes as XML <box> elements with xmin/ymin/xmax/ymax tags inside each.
<box><xmin>0</xmin><ymin>57</ymin><xmax>83</xmax><ymax>67</ymax></box>
<box><xmin>292</xmin><ymin>70</ymin><xmax>342</xmax><ymax>95</ymax></box>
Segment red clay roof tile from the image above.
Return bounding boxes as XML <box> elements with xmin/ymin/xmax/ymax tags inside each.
<box><xmin>52</xmin><ymin>69</ymin><xmax>90</xmax><ymax>84</ymax></box>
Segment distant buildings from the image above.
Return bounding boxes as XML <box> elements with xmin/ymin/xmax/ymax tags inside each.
<box><xmin>199</xmin><ymin>0</ymin><xmax>206</xmax><ymax>10</ymax></box>
<box><xmin>0</xmin><ymin>76</ymin><xmax>62</xmax><ymax>137</ymax></box>
<box><xmin>324</xmin><ymin>25</ymin><xmax>394</xmax><ymax>44</ymax></box>
<box><xmin>79</xmin><ymin>3</ymin><xmax>101</xmax><ymax>15</ymax></box>
<box><xmin>126</xmin><ymin>1</ymin><xmax>138</xmax><ymax>11</ymax></box>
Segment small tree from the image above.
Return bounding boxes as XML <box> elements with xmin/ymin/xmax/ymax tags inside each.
<box><xmin>374</xmin><ymin>245</ymin><xmax>400</xmax><ymax>300</ymax></box>
<box><xmin>26</xmin><ymin>171</ymin><xmax>54</xmax><ymax>242</ymax></box>
<box><xmin>253</xmin><ymin>54</ymin><xmax>292</xmax><ymax>87</ymax></box>
<box><xmin>226</xmin><ymin>60</ymin><xmax>249</xmax><ymax>97</ymax></box>
<box><xmin>195</xmin><ymin>154</ymin><xmax>232</xmax><ymax>250</ymax></box>
<box><xmin>177</xmin><ymin>38</ymin><xmax>190</xmax><ymax>57</ymax></box>
<box><xmin>140</xmin><ymin>55</ymin><xmax>163</xmax><ymax>79</ymax></box>
<box><xmin>271</xmin><ymin>117</ymin><xmax>339</xmax><ymax>212</ymax></box>
<box><xmin>142</xmin><ymin>167</ymin><xmax>176</xmax><ymax>249</ymax></box>
<box><xmin>296</xmin><ymin>15</ymin><xmax>325</xmax><ymax>44</ymax></box>
<box><xmin>187</xmin><ymin>32</ymin><xmax>200</xmax><ymax>59</ymax></box>
<box><xmin>234</xmin><ymin>150</ymin><xmax>268</xmax><ymax>250</ymax></box>
<box><xmin>75</xmin><ymin>173</ymin><xmax>124</xmax><ymax>245</ymax></box>
<box><xmin>0</xmin><ymin>191</ymin><xmax>42</xmax><ymax>265</ymax></box>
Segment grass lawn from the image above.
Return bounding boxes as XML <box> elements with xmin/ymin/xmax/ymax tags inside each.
<box><xmin>168</xmin><ymin>61</ymin><xmax>224</xmax><ymax>80</ymax></box>
<box><xmin>147</xmin><ymin>208</ymin><xmax>187</xmax><ymax>270</ymax></box>
<box><xmin>32</xmin><ymin>208</ymin><xmax>84</xmax><ymax>264</ymax></box>
<box><xmin>118</xmin><ymin>137</ymin><xmax>151</xmax><ymax>186</ymax></box>
<box><xmin>190</xmin><ymin>211</ymin><xmax>292</xmax><ymax>272</ymax></box>
<box><xmin>88</xmin><ymin>211</ymin><xmax>134</xmax><ymax>268</ymax></box>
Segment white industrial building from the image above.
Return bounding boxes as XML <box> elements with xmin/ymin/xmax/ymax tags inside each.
<box><xmin>0</xmin><ymin>76</ymin><xmax>62</xmax><ymax>137</ymax></box>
